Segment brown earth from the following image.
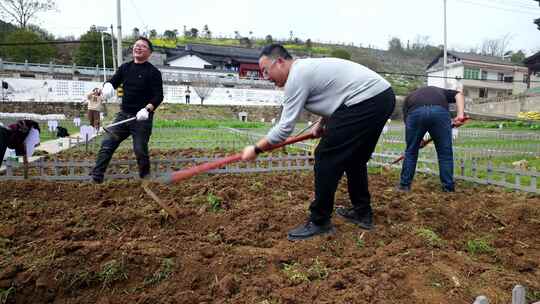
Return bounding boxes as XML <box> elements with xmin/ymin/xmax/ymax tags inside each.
<box><xmin>0</xmin><ymin>168</ymin><xmax>539</xmax><ymax>304</ymax></box>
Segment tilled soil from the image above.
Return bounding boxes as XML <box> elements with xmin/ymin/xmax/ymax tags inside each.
<box><xmin>0</xmin><ymin>170</ymin><xmax>539</xmax><ymax>304</ymax></box>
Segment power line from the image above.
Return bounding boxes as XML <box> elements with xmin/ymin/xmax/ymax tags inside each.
<box><xmin>453</xmin><ymin>0</ymin><xmax>540</xmax><ymax>15</ymax></box>
<box><xmin>377</xmin><ymin>70</ymin><xmax>540</xmax><ymax>83</ymax></box>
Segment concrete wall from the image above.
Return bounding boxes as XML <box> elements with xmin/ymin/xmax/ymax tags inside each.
<box><xmin>467</xmin><ymin>95</ymin><xmax>540</xmax><ymax>117</ymax></box>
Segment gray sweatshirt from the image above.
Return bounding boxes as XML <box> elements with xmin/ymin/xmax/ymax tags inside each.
<box><xmin>266</xmin><ymin>57</ymin><xmax>391</xmax><ymax>144</ymax></box>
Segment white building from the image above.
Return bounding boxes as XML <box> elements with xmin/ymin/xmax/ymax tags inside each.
<box><xmin>426</xmin><ymin>51</ymin><xmax>537</xmax><ymax>100</ymax></box>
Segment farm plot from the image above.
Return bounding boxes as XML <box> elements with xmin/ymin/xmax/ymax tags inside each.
<box><xmin>0</xmin><ymin>171</ymin><xmax>539</xmax><ymax>304</ymax></box>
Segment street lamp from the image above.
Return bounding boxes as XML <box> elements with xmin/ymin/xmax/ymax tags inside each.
<box><xmin>96</xmin><ymin>26</ymin><xmax>108</xmax><ymax>82</ymax></box>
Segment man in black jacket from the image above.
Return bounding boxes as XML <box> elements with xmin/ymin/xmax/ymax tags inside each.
<box><xmin>90</xmin><ymin>37</ymin><xmax>164</xmax><ymax>183</ymax></box>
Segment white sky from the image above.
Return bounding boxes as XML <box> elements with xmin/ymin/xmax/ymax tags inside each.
<box><xmin>35</xmin><ymin>0</ymin><xmax>540</xmax><ymax>55</ymax></box>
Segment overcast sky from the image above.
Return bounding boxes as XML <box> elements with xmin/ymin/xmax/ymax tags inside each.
<box><xmin>35</xmin><ymin>0</ymin><xmax>540</xmax><ymax>55</ymax></box>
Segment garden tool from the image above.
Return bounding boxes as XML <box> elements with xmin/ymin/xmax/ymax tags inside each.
<box><xmin>141</xmin><ymin>132</ymin><xmax>317</xmax><ymax>219</ymax></box>
<box><xmin>102</xmin><ymin>117</ymin><xmax>136</xmax><ymax>139</ymax></box>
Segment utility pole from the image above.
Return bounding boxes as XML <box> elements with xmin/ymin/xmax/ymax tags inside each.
<box><xmin>116</xmin><ymin>0</ymin><xmax>123</xmax><ymax>67</ymax></box>
<box><xmin>443</xmin><ymin>0</ymin><xmax>448</xmax><ymax>89</ymax></box>
<box><xmin>96</xmin><ymin>26</ymin><xmax>108</xmax><ymax>82</ymax></box>
<box><xmin>110</xmin><ymin>24</ymin><xmax>117</xmax><ymax>70</ymax></box>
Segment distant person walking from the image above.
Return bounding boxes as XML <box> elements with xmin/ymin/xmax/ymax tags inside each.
<box><xmin>86</xmin><ymin>87</ymin><xmax>104</xmax><ymax>130</ymax></box>
<box><xmin>90</xmin><ymin>37</ymin><xmax>163</xmax><ymax>184</ymax></box>
<box><xmin>398</xmin><ymin>86</ymin><xmax>465</xmax><ymax>192</ymax></box>
<box><xmin>185</xmin><ymin>86</ymin><xmax>191</xmax><ymax>104</ymax></box>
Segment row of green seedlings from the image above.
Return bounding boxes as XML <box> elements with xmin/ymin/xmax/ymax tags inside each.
<box><xmin>416</xmin><ymin>227</ymin><xmax>495</xmax><ymax>254</ymax></box>
<box><xmin>56</xmin><ymin>257</ymin><xmax>174</xmax><ymax>293</ymax></box>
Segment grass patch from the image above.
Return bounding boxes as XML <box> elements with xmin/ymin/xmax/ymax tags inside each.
<box><xmin>153</xmin><ymin>119</ymin><xmax>265</xmax><ymax>129</ymax></box>
<box><xmin>97</xmin><ymin>259</ymin><xmax>128</xmax><ymax>289</ymax></box>
<box><xmin>207</xmin><ymin>193</ymin><xmax>222</xmax><ymax>212</ymax></box>
<box><xmin>465</xmin><ymin>238</ymin><xmax>495</xmax><ymax>255</ymax></box>
<box><xmin>416</xmin><ymin>228</ymin><xmax>444</xmax><ymax>248</ymax></box>
<box><xmin>282</xmin><ymin>262</ymin><xmax>309</xmax><ymax>285</ymax></box>
<box><xmin>144</xmin><ymin>258</ymin><xmax>174</xmax><ymax>286</ymax></box>
<box><xmin>307</xmin><ymin>258</ymin><xmax>329</xmax><ymax>280</ymax></box>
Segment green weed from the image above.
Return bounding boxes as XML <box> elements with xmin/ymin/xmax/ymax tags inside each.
<box><xmin>97</xmin><ymin>259</ymin><xmax>128</xmax><ymax>289</ymax></box>
<box><xmin>144</xmin><ymin>258</ymin><xmax>174</xmax><ymax>286</ymax></box>
<box><xmin>465</xmin><ymin>238</ymin><xmax>495</xmax><ymax>255</ymax></box>
<box><xmin>307</xmin><ymin>258</ymin><xmax>329</xmax><ymax>280</ymax></box>
<box><xmin>207</xmin><ymin>193</ymin><xmax>222</xmax><ymax>212</ymax></box>
<box><xmin>282</xmin><ymin>262</ymin><xmax>309</xmax><ymax>285</ymax></box>
<box><xmin>416</xmin><ymin>228</ymin><xmax>444</xmax><ymax>248</ymax></box>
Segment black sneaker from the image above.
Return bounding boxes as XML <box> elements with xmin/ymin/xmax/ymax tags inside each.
<box><xmin>336</xmin><ymin>207</ymin><xmax>373</xmax><ymax>230</ymax></box>
<box><xmin>90</xmin><ymin>175</ymin><xmax>103</xmax><ymax>184</ymax></box>
<box><xmin>287</xmin><ymin>221</ymin><xmax>335</xmax><ymax>241</ymax></box>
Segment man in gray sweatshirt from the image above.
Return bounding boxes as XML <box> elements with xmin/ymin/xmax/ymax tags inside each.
<box><xmin>241</xmin><ymin>44</ymin><xmax>395</xmax><ymax>240</ymax></box>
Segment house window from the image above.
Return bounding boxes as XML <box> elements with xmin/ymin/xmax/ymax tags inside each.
<box><xmin>464</xmin><ymin>68</ymin><xmax>479</xmax><ymax>80</ymax></box>
<box><xmin>497</xmin><ymin>73</ymin><xmax>504</xmax><ymax>81</ymax></box>
<box><xmin>479</xmin><ymin>88</ymin><xmax>488</xmax><ymax>98</ymax></box>
<box><xmin>503</xmin><ymin>76</ymin><xmax>513</xmax><ymax>83</ymax></box>
<box><xmin>481</xmin><ymin>71</ymin><xmax>487</xmax><ymax>80</ymax></box>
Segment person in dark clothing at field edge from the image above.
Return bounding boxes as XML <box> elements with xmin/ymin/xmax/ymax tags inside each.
<box><xmin>0</xmin><ymin>120</ymin><xmax>41</xmax><ymax>174</ymax></box>
<box><xmin>241</xmin><ymin>44</ymin><xmax>395</xmax><ymax>241</ymax></box>
<box><xmin>398</xmin><ymin>85</ymin><xmax>465</xmax><ymax>192</ymax></box>
<box><xmin>90</xmin><ymin>37</ymin><xmax>164</xmax><ymax>183</ymax></box>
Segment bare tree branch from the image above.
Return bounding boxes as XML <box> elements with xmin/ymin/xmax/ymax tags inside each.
<box><xmin>190</xmin><ymin>74</ymin><xmax>218</xmax><ymax>105</ymax></box>
<box><xmin>0</xmin><ymin>0</ymin><xmax>56</xmax><ymax>28</ymax></box>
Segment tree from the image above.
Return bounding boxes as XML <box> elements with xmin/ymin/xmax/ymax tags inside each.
<box><xmin>330</xmin><ymin>49</ymin><xmax>351</xmax><ymax>60</ymax></box>
<box><xmin>132</xmin><ymin>27</ymin><xmax>140</xmax><ymax>39</ymax></box>
<box><xmin>3</xmin><ymin>28</ymin><xmax>54</xmax><ymax>62</ymax></box>
<box><xmin>511</xmin><ymin>50</ymin><xmax>526</xmax><ymax>63</ymax></box>
<box><xmin>189</xmin><ymin>27</ymin><xmax>199</xmax><ymax>38</ymax></box>
<box><xmin>149</xmin><ymin>29</ymin><xmax>157</xmax><ymax>39</ymax></box>
<box><xmin>234</xmin><ymin>30</ymin><xmax>241</xmax><ymax>39</ymax></box>
<box><xmin>481</xmin><ymin>33</ymin><xmax>513</xmax><ymax>57</ymax></box>
<box><xmin>163</xmin><ymin>29</ymin><xmax>176</xmax><ymax>40</ymax></box>
<box><xmin>388</xmin><ymin>37</ymin><xmax>403</xmax><ymax>54</ymax></box>
<box><xmin>74</xmin><ymin>26</ymin><xmax>113</xmax><ymax>67</ymax></box>
<box><xmin>0</xmin><ymin>0</ymin><xmax>56</xmax><ymax>28</ymax></box>
<box><xmin>203</xmin><ymin>24</ymin><xmax>211</xmax><ymax>39</ymax></box>
<box><xmin>190</xmin><ymin>74</ymin><xmax>217</xmax><ymax>105</ymax></box>
<box><xmin>306</xmin><ymin>38</ymin><xmax>312</xmax><ymax>49</ymax></box>
<box><xmin>265</xmin><ymin>34</ymin><xmax>273</xmax><ymax>44</ymax></box>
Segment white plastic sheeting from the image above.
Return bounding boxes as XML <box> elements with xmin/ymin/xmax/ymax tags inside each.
<box><xmin>1</xmin><ymin>77</ymin><xmax>284</xmax><ymax>106</ymax></box>
<box><xmin>0</xmin><ymin>112</ymin><xmax>66</xmax><ymax>120</ymax></box>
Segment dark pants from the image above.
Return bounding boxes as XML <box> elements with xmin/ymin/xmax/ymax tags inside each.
<box><xmin>90</xmin><ymin>111</ymin><xmax>153</xmax><ymax>182</ymax></box>
<box><xmin>0</xmin><ymin>127</ymin><xmax>9</xmax><ymax>168</ymax></box>
<box><xmin>309</xmin><ymin>88</ymin><xmax>396</xmax><ymax>225</ymax></box>
<box><xmin>399</xmin><ymin>105</ymin><xmax>454</xmax><ymax>191</ymax></box>
<box><xmin>87</xmin><ymin>110</ymin><xmax>100</xmax><ymax>129</ymax></box>
<box><xmin>185</xmin><ymin>96</ymin><xmax>190</xmax><ymax>104</ymax></box>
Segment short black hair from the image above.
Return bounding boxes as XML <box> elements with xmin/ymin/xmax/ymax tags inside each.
<box><xmin>259</xmin><ymin>44</ymin><xmax>292</xmax><ymax>60</ymax></box>
<box><xmin>136</xmin><ymin>36</ymin><xmax>153</xmax><ymax>52</ymax></box>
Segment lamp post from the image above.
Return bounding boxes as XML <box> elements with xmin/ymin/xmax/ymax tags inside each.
<box><xmin>443</xmin><ymin>0</ymin><xmax>448</xmax><ymax>89</ymax></box>
<box><xmin>96</xmin><ymin>26</ymin><xmax>108</xmax><ymax>82</ymax></box>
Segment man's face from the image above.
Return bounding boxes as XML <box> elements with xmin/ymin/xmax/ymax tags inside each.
<box><xmin>132</xmin><ymin>40</ymin><xmax>152</xmax><ymax>62</ymax></box>
<box><xmin>259</xmin><ymin>56</ymin><xmax>288</xmax><ymax>87</ymax></box>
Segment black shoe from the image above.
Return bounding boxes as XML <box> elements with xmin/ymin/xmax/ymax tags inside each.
<box><xmin>287</xmin><ymin>221</ymin><xmax>335</xmax><ymax>241</ymax></box>
<box><xmin>336</xmin><ymin>207</ymin><xmax>373</xmax><ymax>230</ymax></box>
<box><xmin>90</xmin><ymin>175</ymin><xmax>103</xmax><ymax>184</ymax></box>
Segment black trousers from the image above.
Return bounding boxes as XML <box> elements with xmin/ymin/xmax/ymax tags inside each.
<box><xmin>0</xmin><ymin>127</ymin><xmax>9</xmax><ymax>168</ymax></box>
<box><xmin>309</xmin><ymin>88</ymin><xmax>396</xmax><ymax>225</ymax></box>
<box><xmin>90</xmin><ymin>111</ymin><xmax>153</xmax><ymax>181</ymax></box>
